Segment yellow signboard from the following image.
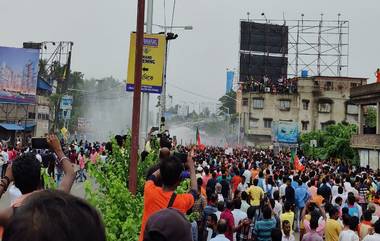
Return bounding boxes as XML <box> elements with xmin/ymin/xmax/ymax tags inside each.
<box><xmin>126</xmin><ymin>33</ymin><xmax>166</xmax><ymax>93</ymax></box>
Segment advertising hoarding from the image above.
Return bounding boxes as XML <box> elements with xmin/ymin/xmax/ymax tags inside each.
<box><xmin>226</xmin><ymin>70</ymin><xmax>234</xmax><ymax>93</ymax></box>
<box><xmin>0</xmin><ymin>46</ymin><xmax>40</xmax><ymax>103</ymax></box>
<box><xmin>126</xmin><ymin>33</ymin><xmax>166</xmax><ymax>94</ymax></box>
<box><xmin>272</xmin><ymin>121</ymin><xmax>299</xmax><ymax>143</ymax></box>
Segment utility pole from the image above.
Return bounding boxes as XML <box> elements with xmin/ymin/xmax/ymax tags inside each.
<box><xmin>140</xmin><ymin>0</ymin><xmax>153</xmax><ymax>150</ymax></box>
<box><xmin>129</xmin><ymin>0</ymin><xmax>145</xmax><ymax>195</ymax></box>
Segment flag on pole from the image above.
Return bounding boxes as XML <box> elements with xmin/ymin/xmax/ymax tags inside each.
<box><xmin>290</xmin><ymin>150</ymin><xmax>305</xmax><ymax>172</ymax></box>
<box><xmin>290</xmin><ymin>150</ymin><xmax>295</xmax><ymax>169</ymax></box>
<box><xmin>196</xmin><ymin>127</ymin><xmax>201</xmax><ymax>146</ymax></box>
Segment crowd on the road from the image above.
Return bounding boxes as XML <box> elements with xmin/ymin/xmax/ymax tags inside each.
<box><xmin>141</xmin><ymin>133</ymin><xmax>380</xmax><ymax>241</ymax></box>
<box><xmin>0</xmin><ymin>135</ymin><xmax>106</xmax><ymax>241</ymax></box>
<box><xmin>1</xmin><ymin>130</ymin><xmax>380</xmax><ymax>241</ymax></box>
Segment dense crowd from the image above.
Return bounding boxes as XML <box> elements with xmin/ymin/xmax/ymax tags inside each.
<box><xmin>0</xmin><ymin>134</ymin><xmax>106</xmax><ymax>241</ymax></box>
<box><xmin>141</xmin><ymin>134</ymin><xmax>380</xmax><ymax>241</ymax></box>
<box><xmin>1</xmin><ymin>130</ymin><xmax>380</xmax><ymax>241</ymax></box>
<box><xmin>241</xmin><ymin>77</ymin><xmax>297</xmax><ymax>94</ymax></box>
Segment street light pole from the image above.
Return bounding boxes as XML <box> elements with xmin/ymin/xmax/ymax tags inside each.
<box><xmin>139</xmin><ymin>0</ymin><xmax>153</xmax><ymax>151</ymax></box>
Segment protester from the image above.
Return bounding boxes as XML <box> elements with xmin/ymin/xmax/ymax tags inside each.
<box><xmin>362</xmin><ymin>219</ymin><xmax>380</xmax><ymax>241</ymax></box>
<box><xmin>325</xmin><ymin>207</ymin><xmax>342</xmax><ymax>241</ymax></box>
<box><xmin>281</xmin><ymin>220</ymin><xmax>295</xmax><ymax>241</ymax></box>
<box><xmin>254</xmin><ymin>205</ymin><xmax>277</xmax><ymax>241</ymax></box>
<box><xmin>207</xmin><ymin>213</ymin><xmax>218</xmax><ymax>241</ymax></box>
<box><xmin>220</xmin><ymin>200</ymin><xmax>235</xmax><ymax>241</ymax></box>
<box><xmin>143</xmin><ymin>208</ymin><xmax>193</xmax><ymax>241</ymax></box>
<box><xmin>139</xmin><ymin>151</ymin><xmax>197</xmax><ymax>241</ymax></box>
<box><xmin>339</xmin><ymin>215</ymin><xmax>359</xmax><ymax>241</ymax></box>
<box><xmin>210</xmin><ymin>219</ymin><xmax>230</xmax><ymax>241</ymax></box>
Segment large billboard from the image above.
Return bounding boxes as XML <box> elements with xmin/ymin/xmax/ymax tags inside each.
<box><xmin>0</xmin><ymin>46</ymin><xmax>40</xmax><ymax>103</ymax></box>
<box><xmin>272</xmin><ymin>121</ymin><xmax>299</xmax><ymax>143</ymax></box>
<box><xmin>126</xmin><ymin>33</ymin><xmax>166</xmax><ymax>94</ymax></box>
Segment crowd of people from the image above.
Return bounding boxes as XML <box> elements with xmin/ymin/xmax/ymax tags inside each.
<box><xmin>0</xmin><ymin>134</ymin><xmax>106</xmax><ymax>241</ymax></box>
<box><xmin>1</xmin><ymin>129</ymin><xmax>380</xmax><ymax>241</ymax></box>
<box><xmin>241</xmin><ymin>76</ymin><xmax>297</xmax><ymax>94</ymax></box>
<box><xmin>141</xmin><ymin>137</ymin><xmax>380</xmax><ymax>241</ymax></box>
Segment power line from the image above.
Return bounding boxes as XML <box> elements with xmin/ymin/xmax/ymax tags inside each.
<box><xmin>168</xmin><ymin>83</ymin><xmax>218</xmax><ymax>102</ymax></box>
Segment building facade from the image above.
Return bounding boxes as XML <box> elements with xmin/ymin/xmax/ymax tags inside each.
<box><xmin>350</xmin><ymin>83</ymin><xmax>380</xmax><ymax>170</ymax></box>
<box><xmin>238</xmin><ymin>76</ymin><xmax>367</xmax><ymax>146</ymax></box>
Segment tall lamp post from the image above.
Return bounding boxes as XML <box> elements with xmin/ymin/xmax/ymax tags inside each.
<box><xmin>149</xmin><ymin>24</ymin><xmax>193</xmax><ymax>125</ymax></box>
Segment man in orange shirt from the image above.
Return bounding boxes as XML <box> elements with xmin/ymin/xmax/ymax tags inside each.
<box><xmin>376</xmin><ymin>69</ymin><xmax>380</xmax><ymax>83</ymax></box>
<box><xmin>139</xmin><ymin>151</ymin><xmax>197</xmax><ymax>241</ymax></box>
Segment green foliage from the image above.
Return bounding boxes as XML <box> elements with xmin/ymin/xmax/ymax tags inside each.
<box><xmin>41</xmin><ymin>168</ymin><xmax>56</xmax><ymax>189</ymax></box>
<box><xmin>218</xmin><ymin>91</ymin><xmax>236</xmax><ymax>116</ymax></box>
<box><xmin>299</xmin><ymin>122</ymin><xmax>358</xmax><ymax>163</ymax></box>
<box><xmin>366</xmin><ymin>106</ymin><xmax>377</xmax><ymax>128</ymax></box>
<box><xmin>85</xmin><ymin>137</ymin><xmax>158</xmax><ymax>241</ymax></box>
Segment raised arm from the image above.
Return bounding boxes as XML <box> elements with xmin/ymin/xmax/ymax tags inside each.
<box><xmin>187</xmin><ymin>149</ymin><xmax>197</xmax><ymax>192</ymax></box>
<box><xmin>48</xmin><ymin>134</ymin><xmax>75</xmax><ymax>193</ymax></box>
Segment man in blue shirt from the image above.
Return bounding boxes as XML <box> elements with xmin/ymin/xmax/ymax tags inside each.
<box><xmin>295</xmin><ymin>179</ymin><xmax>309</xmax><ymax>232</ymax></box>
<box><xmin>254</xmin><ymin>205</ymin><xmax>277</xmax><ymax>241</ymax></box>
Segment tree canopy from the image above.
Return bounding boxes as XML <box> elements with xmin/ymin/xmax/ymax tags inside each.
<box><xmin>299</xmin><ymin>122</ymin><xmax>358</xmax><ymax>163</ymax></box>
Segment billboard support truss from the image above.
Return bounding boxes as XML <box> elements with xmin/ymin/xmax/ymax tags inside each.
<box><xmin>243</xmin><ymin>14</ymin><xmax>349</xmax><ymax>77</ymax></box>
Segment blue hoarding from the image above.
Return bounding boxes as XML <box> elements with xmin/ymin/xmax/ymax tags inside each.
<box><xmin>272</xmin><ymin>121</ymin><xmax>299</xmax><ymax>143</ymax></box>
<box><xmin>226</xmin><ymin>70</ymin><xmax>234</xmax><ymax>93</ymax></box>
<box><xmin>0</xmin><ymin>46</ymin><xmax>40</xmax><ymax>103</ymax></box>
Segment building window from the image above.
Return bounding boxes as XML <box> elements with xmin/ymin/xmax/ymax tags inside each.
<box><xmin>264</xmin><ymin>118</ymin><xmax>272</xmax><ymax>128</ymax></box>
<box><xmin>38</xmin><ymin>113</ymin><xmax>49</xmax><ymax>120</ymax></box>
<box><xmin>279</xmin><ymin>100</ymin><xmax>290</xmax><ymax>111</ymax></box>
<box><xmin>249</xmin><ymin>118</ymin><xmax>259</xmax><ymax>129</ymax></box>
<box><xmin>318</xmin><ymin>103</ymin><xmax>331</xmax><ymax>113</ymax></box>
<box><xmin>351</xmin><ymin>82</ymin><xmax>358</xmax><ymax>88</ymax></box>
<box><xmin>252</xmin><ymin>99</ymin><xmax>264</xmax><ymax>109</ymax></box>
<box><xmin>301</xmin><ymin>121</ymin><xmax>309</xmax><ymax>131</ymax></box>
<box><xmin>28</xmin><ymin>112</ymin><xmax>36</xmax><ymax>119</ymax></box>
<box><xmin>347</xmin><ymin>104</ymin><xmax>358</xmax><ymax>115</ymax></box>
<box><xmin>302</xmin><ymin>100</ymin><xmax>309</xmax><ymax>110</ymax></box>
<box><xmin>242</xmin><ymin>98</ymin><xmax>248</xmax><ymax>106</ymax></box>
<box><xmin>325</xmin><ymin>81</ymin><xmax>333</xmax><ymax>90</ymax></box>
<box><xmin>321</xmin><ymin>120</ymin><xmax>335</xmax><ymax>130</ymax></box>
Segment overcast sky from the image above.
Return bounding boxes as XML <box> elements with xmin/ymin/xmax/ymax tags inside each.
<box><xmin>1</xmin><ymin>0</ymin><xmax>379</xmax><ymax>105</ymax></box>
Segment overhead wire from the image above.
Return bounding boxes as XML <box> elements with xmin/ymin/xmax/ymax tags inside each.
<box><xmin>168</xmin><ymin>83</ymin><xmax>218</xmax><ymax>102</ymax></box>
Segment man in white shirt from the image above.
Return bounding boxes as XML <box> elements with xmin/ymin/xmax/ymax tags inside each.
<box><xmin>242</xmin><ymin>166</ymin><xmax>251</xmax><ymax>185</ymax></box>
<box><xmin>279</xmin><ymin>177</ymin><xmax>287</xmax><ymax>199</ymax></box>
<box><xmin>240</xmin><ymin>192</ymin><xmax>250</xmax><ymax>213</ymax></box>
<box><xmin>362</xmin><ymin>219</ymin><xmax>380</xmax><ymax>241</ymax></box>
<box><xmin>231</xmin><ymin>199</ymin><xmax>247</xmax><ymax>241</ymax></box>
<box><xmin>282</xmin><ymin>220</ymin><xmax>295</xmax><ymax>241</ymax></box>
<box><xmin>210</xmin><ymin>219</ymin><xmax>230</xmax><ymax>241</ymax></box>
<box><xmin>237</xmin><ymin>176</ymin><xmax>248</xmax><ymax>192</ymax></box>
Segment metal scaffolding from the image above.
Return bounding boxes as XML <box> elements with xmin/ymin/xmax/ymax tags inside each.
<box><xmin>242</xmin><ymin>14</ymin><xmax>350</xmax><ymax>77</ymax></box>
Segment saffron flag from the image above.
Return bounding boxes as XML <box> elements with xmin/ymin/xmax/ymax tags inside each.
<box><xmin>290</xmin><ymin>150</ymin><xmax>305</xmax><ymax>172</ymax></box>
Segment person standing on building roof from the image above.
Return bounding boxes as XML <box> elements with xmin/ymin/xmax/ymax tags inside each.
<box><xmin>376</xmin><ymin>69</ymin><xmax>380</xmax><ymax>83</ymax></box>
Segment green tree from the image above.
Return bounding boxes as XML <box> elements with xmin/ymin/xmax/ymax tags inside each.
<box><xmin>299</xmin><ymin>122</ymin><xmax>358</xmax><ymax>163</ymax></box>
<box><xmin>85</xmin><ymin>136</ymin><xmax>158</xmax><ymax>241</ymax></box>
<box><xmin>365</xmin><ymin>106</ymin><xmax>377</xmax><ymax>128</ymax></box>
<box><xmin>218</xmin><ymin>91</ymin><xmax>236</xmax><ymax>115</ymax></box>
<box><xmin>218</xmin><ymin>91</ymin><xmax>238</xmax><ymax>123</ymax></box>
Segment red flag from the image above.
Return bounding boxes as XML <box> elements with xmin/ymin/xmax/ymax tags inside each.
<box><xmin>196</xmin><ymin>127</ymin><xmax>201</xmax><ymax>146</ymax></box>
